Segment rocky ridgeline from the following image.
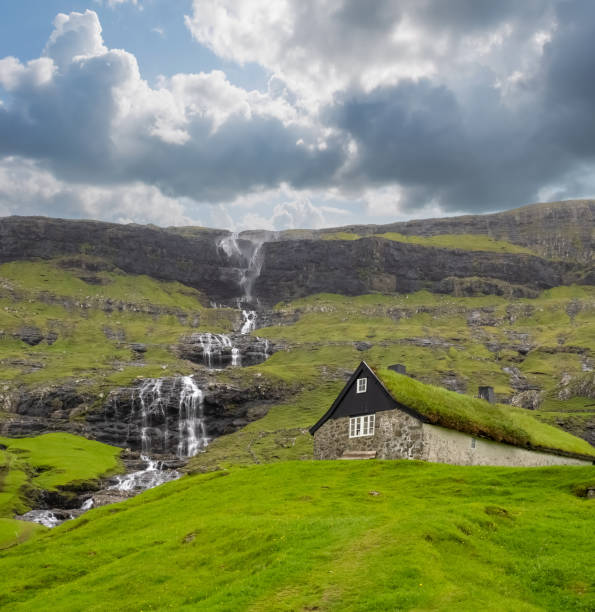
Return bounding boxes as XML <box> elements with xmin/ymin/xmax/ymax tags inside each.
<box><xmin>1</xmin><ymin>200</ymin><xmax>592</xmax><ymax>306</ymax></box>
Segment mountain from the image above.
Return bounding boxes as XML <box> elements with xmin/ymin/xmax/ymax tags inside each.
<box><xmin>0</xmin><ymin>199</ymin><xmax>593</xmax><ymax>457</ymax></box>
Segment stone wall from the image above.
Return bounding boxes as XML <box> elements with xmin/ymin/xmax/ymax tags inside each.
<box><xmin>313</xmin><ymin>408</ymin><xmax>593</xmax><ymax>466</ymax></box>
<box><xmin>420</xmin><ymin>423</ymin><xmax>591</xmax><ymax>467</ymax></box>
<box><xmin>313</xmin><ymin>409</ymin><xmax>424</xmax><ymax>460</ymax></box>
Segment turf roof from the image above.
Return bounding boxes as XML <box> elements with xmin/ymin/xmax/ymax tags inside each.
<box><xmin>375</xmin><ymin>368</ymin><xmax>595</xmax><ymax>460</ymax></box>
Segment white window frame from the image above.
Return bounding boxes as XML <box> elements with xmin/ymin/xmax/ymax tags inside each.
<box><xmin>349</xmin><ymin>414</ymin><xmax>375</xmax><ymax>438</ymax></box>
<box><xmin>356</xmin><ymin>377</ymin><xmax>367</xmax><ymax>393</ymax></box>
<box><xmin>471</xmin><ymin>437</ymin><xmax>477</xmax><ymax>449</ymax></box>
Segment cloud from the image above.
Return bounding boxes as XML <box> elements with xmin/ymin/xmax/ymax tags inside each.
<box><xmin>100</xmin><ymin>0</ymin><xmax>141</xmax><ymax>8</ymax></box>
<box><xmin>184</xmin><ymin>0</ymin><xmax>553</xmax><ymax>108</ymax></box>
<box><xmin>0</xmin><ymin>157</ymin><xmax>201</xmax><ymax>226</ymax></box>
<box><xmin>0</xmin><ymin>10</ymin><xmax>345</xmax><ymax>205</ymax></box>
<box><xmin>2</xmin><ymin>3</ymin><xmax>595</xmax><ymax>228</ymax></box>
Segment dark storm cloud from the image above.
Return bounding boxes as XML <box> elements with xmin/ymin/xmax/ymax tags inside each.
<box><xmin>324</xmin><ymin>0</ymin><xmax>595</xmax><ymax>212</ymax></box>
<box><xmin>541</xmin><ymin>0</ymin><xmax>595</xmax><ymax>158</ymax></box>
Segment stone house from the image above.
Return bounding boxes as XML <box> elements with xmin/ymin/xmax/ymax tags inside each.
<box><xmin>310</xmin><ymin>362</ymin><xmax>594</xmax><ymax>467</ymax></box>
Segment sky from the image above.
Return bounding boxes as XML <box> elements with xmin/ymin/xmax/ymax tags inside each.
<box><xmin>0</xmin><ymin>0</ymin><xmax>594</xmax><ymax>230</ymax></box>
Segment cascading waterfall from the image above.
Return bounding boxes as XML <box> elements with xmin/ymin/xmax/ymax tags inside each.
<box><xmin>125</xmin><ymin>376</ymin><xmax>209</xmax><ymax>458</ymax></box>
<box><xmin>135</xmin><ymin>378</ymin><xmax>168</xmax><ymax>455</ymax></box>
<box><xmin>177</xmin><ymin>375</ymin><xmax>208</xmax><ymax>458</ymax></box>
<box><xmin>241</xmin><ymin>309</ymin><xmax>257</xmax><ymax>334</ymax></box>
<box><xmin>198</xmin><ymin>332</ymin><xmax>233</xmax><ymax>367</ymax></box>
<box><xmin>109</xmin><ymin>456</ymin><xmax>180</xmax><ymax>492</ymax></box>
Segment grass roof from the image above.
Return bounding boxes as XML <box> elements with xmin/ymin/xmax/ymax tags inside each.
<box><xmin>376</xmin><ymin>368</ymin><xmax>595</xmax><ymax>460</ymax></box>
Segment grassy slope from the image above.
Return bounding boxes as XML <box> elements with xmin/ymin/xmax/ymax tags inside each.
<box><xmin>321</xmin><ymin>231</ymin><xmax>537</xmax><ymax>254</ymax></box>
<box><xmin>0</xmin><ymin>259</ymin><xmax>237</xmax><ymax>387</ymax></box>
<box><xmin>1</xmin><ymin>259</ymin><xmax>593</xmax><ymax>470</ymax></box>
<box><xmin>0</xmin><ymin>433</ymin><xmax>122</xmax><ymax>549</ymax></box>
<box><xmin>0</xmin><ymin>461</ymin><xmax>593</xmax><ymax>611</ymax></box>
<box><xmin>376</xmin><ymin>232</ymin><xmax>537</xmax><ymax>254</ymax></box>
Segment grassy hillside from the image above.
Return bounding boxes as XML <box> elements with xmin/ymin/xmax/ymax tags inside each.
<box><xmin>0</xmin><ymin>258</ymin><xmax>237</xmax><ymax>387</ymax></box>
<box><xmin>0</xmin><ymin>258</ymin><xmax>593</xmax><ymax>472</ymax></box>
<box><xmin>0</xmin><ymin>461</ymin><xmax>593</xmax><ymax>611</ymax></box>
<box><xmin>0</xmin><ymin>433</ymin><xmax>122</xmax><ymax>549</ymax></box>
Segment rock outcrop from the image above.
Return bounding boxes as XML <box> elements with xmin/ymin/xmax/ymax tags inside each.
<box><xmin>1</xmin><ymin>376</ymin><xmax>289</xmax><ymax>454</ymax></box>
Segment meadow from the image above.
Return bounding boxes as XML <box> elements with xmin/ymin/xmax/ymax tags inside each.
<box><xmin>0</xmin><ymin>460</ymin><xmax>592</xmax><ymax>611</ymax></box>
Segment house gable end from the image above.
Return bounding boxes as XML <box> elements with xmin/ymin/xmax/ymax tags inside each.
<box><xmin>310</xmin><ymin>362</ymin><xmax>424</xmax><ymax>435</ymax></box>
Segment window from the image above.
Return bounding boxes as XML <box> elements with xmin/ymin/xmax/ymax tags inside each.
<box><xmin>471</xmin><ymin>437</ymin><xmax>477</xmax><ymax>449</ymax></box>
<box><xmin>349</xmin><ymin>414</ymin><xmax>375</xmax><ymax>438</ymax></box>
<box><xmin>356</xmin><ymin>377</ymin><xmax>367</xmax><ymax>393</ymax></box>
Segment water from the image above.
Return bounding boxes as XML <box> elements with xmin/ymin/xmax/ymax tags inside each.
<box><xmin>177</xmin><ymin>376</ymin><xmax>208</xmax><ymax>458</ymax></box>
<box><xmin>109</xmin><ymin>456</ymin><xmax>180</xmax><ymax>492</ymax></box>
<box><xmin>197</xmin><ymin>332</ymin><xmax>234</xmax><ymax>367</ymax></box>
<box><xmin>231</xmin><ymin>347</ymin><xmax>241</xmax><ymax>366</ymax></box>
<box><xmin>241</xmin><ymin>310</ymin><xmax>257</xmax><ymax>334</ymax></box>
<box><xmin>19</xmin><ymin>509</ymin><xmax>66</xmax><ymax>528</ymax></box>
<box><xmin>218</xmin><ymin>231</ymin><xmax>240</xmax><ymax>259</ymax></box>
<box><xmin>217</xmin><ymin>232</ymin><xmax>269</xmax><ymax>307</ymax></box>
<box><xmin>134</xmin><ymin>378</ymin><xmax>168</xmax><ymax>455</ymax></box>
<box><xmin>127</xmin><ymin>376</ymin><xmax>209</xmax><ymax>458</ymax></box>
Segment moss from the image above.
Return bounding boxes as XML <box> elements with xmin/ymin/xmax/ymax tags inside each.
<box><xmin>376</xmin><ymin>368</ymin><xmax>595</xmax><ymax>458</ymax></box>
<box><xmin>375</xmin><ymin>232</ymin><xmax>537</xmax><ymax>254</ymax></box>
<box><xmin>320</xmin><ymin>232</ymin><xmax>361</xmax><ymax>241</ymax></box>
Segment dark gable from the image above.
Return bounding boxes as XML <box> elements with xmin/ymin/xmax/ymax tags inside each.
<box><xmin>310</xmin><ymin>361</ymin><xmax>398</xmax><ymax>434</ymax></box>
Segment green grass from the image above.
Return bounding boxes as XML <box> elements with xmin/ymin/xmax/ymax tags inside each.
<box><xmin>0</xmin><ymin>434</ymin><xmax>122</xmax><ymax>549</ymax></box>
<box><xmin>0</xmin><ymin>259</ymin><xmax>238</xmax><ymax>385</ymax></box>
<box><xmin>375</xmin><ymin>232</ymin><xmax>537</xmax><ymax>254</ymax></box>
<box><xmin>0</xmin><ymin>433</ymin><xmax>122</xmax><ymax>491</ymax></box>
<box><xmin>320</xmin><ymin>232</ymin><xmax>361</xmax><ymax>241</ymax></box>
<box><xmin>0</xmin><ymin>461</ymin><xmax>593</xmax><ymax>611</ymax></box>
<box><xmin>377</xmin><ymin>369</ymin><xmax>595</xmax><ymax>458</ymax></box>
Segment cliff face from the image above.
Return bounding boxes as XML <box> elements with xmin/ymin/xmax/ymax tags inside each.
<box><xmin>0</xmin><ymin>199</ymin><xmax>592</xmax><ymax>307</ymax></box>
<box><xmin>255</xmin><ymin>238</ymin><xmax>576</xmax><ymax>303</ymax></box>
<box><xmin>0</xmin><ymin>216</ymin><xmax>236</xmax><ymax>302</ymax></box>
<box><xmin>320</xmin><ymin>199</ymin><xmax>595</xmax><ymax>263</ymax></box>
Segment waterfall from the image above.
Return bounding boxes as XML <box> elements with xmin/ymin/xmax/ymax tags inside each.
<box><xmin>177</xmin><ymin>375</ymin><xmax>208</xmax><ymax>458</ymax></box>
<box><xmin>197</xmin><ymin>333</ymin><xmax>233</xmax><ymax>367</ymax></box>
<box><xmin>231</xmin><ymin>347</ymin><xmax>241</xmax><ymax>366</ymax></box>
<box><xmin>122</xmin><ymin>376</ymin><xmax>208</xmax><ymax>457</ymax></box>
<box><xmin>241</xmin><ymin>310</ymin><xmax>257</xmax><ymax>334</ymax></box>
<box><xmin>217</xmin><ymin>231</ymin><xmax>271</xmax><ymax>308</ymax></box>
<box><xmin>218</xmin><ymin>231</ymin><xmax>241</xmax><ymax>259</ymax></box>
<box><xmin>109</xmin><ymin>456</ymin><xmax>181</xmax><ymax>492</ymax></box>
<box><xmin>239</xmin><ymin>240</ymin><xmax>265</xmax><ymax>305</ymax></box>
<box><xmin>136</xmin><ymin>378</ymin><xmax>168</xmax><ymax>455</ymax></box>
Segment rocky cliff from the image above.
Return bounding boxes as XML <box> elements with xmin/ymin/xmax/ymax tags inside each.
<box><xmin>255</xmin><ymin>237</ymin><xmax>578</xmax><ymax>303</ymax></box>
<box><xmin>1</xmin><ymin>199</ymin><xmax>592</xmax><ymax>307</ymax></box>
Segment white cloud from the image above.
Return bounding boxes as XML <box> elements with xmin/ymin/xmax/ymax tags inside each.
<box><xmin>0</xmin><ymin>57</ymin><xmax>55</xmax><ymax>90</ymax></box>
<box><xmin>2</xmin><ymin>3</ymin><xmax>595</xmax><ymax>230</ymax></box>
<box><xmin>45</xmin><ymin>10</ymin><xmax>107</xmax><ymax>67</ymax></box>
<box><xmin>0</xmin><ymin>156</ymin><xmax>201</xmax><ymax>226</ymax></box>
<box><xmin>184</xmin><ymin>0</ymin><xmax>554</xmax><ymax>110</ymax></box>
<box><xmin>100</xmin><ymin>0</ymin><xmax>141</xmax><ymax>8</ymax></box>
